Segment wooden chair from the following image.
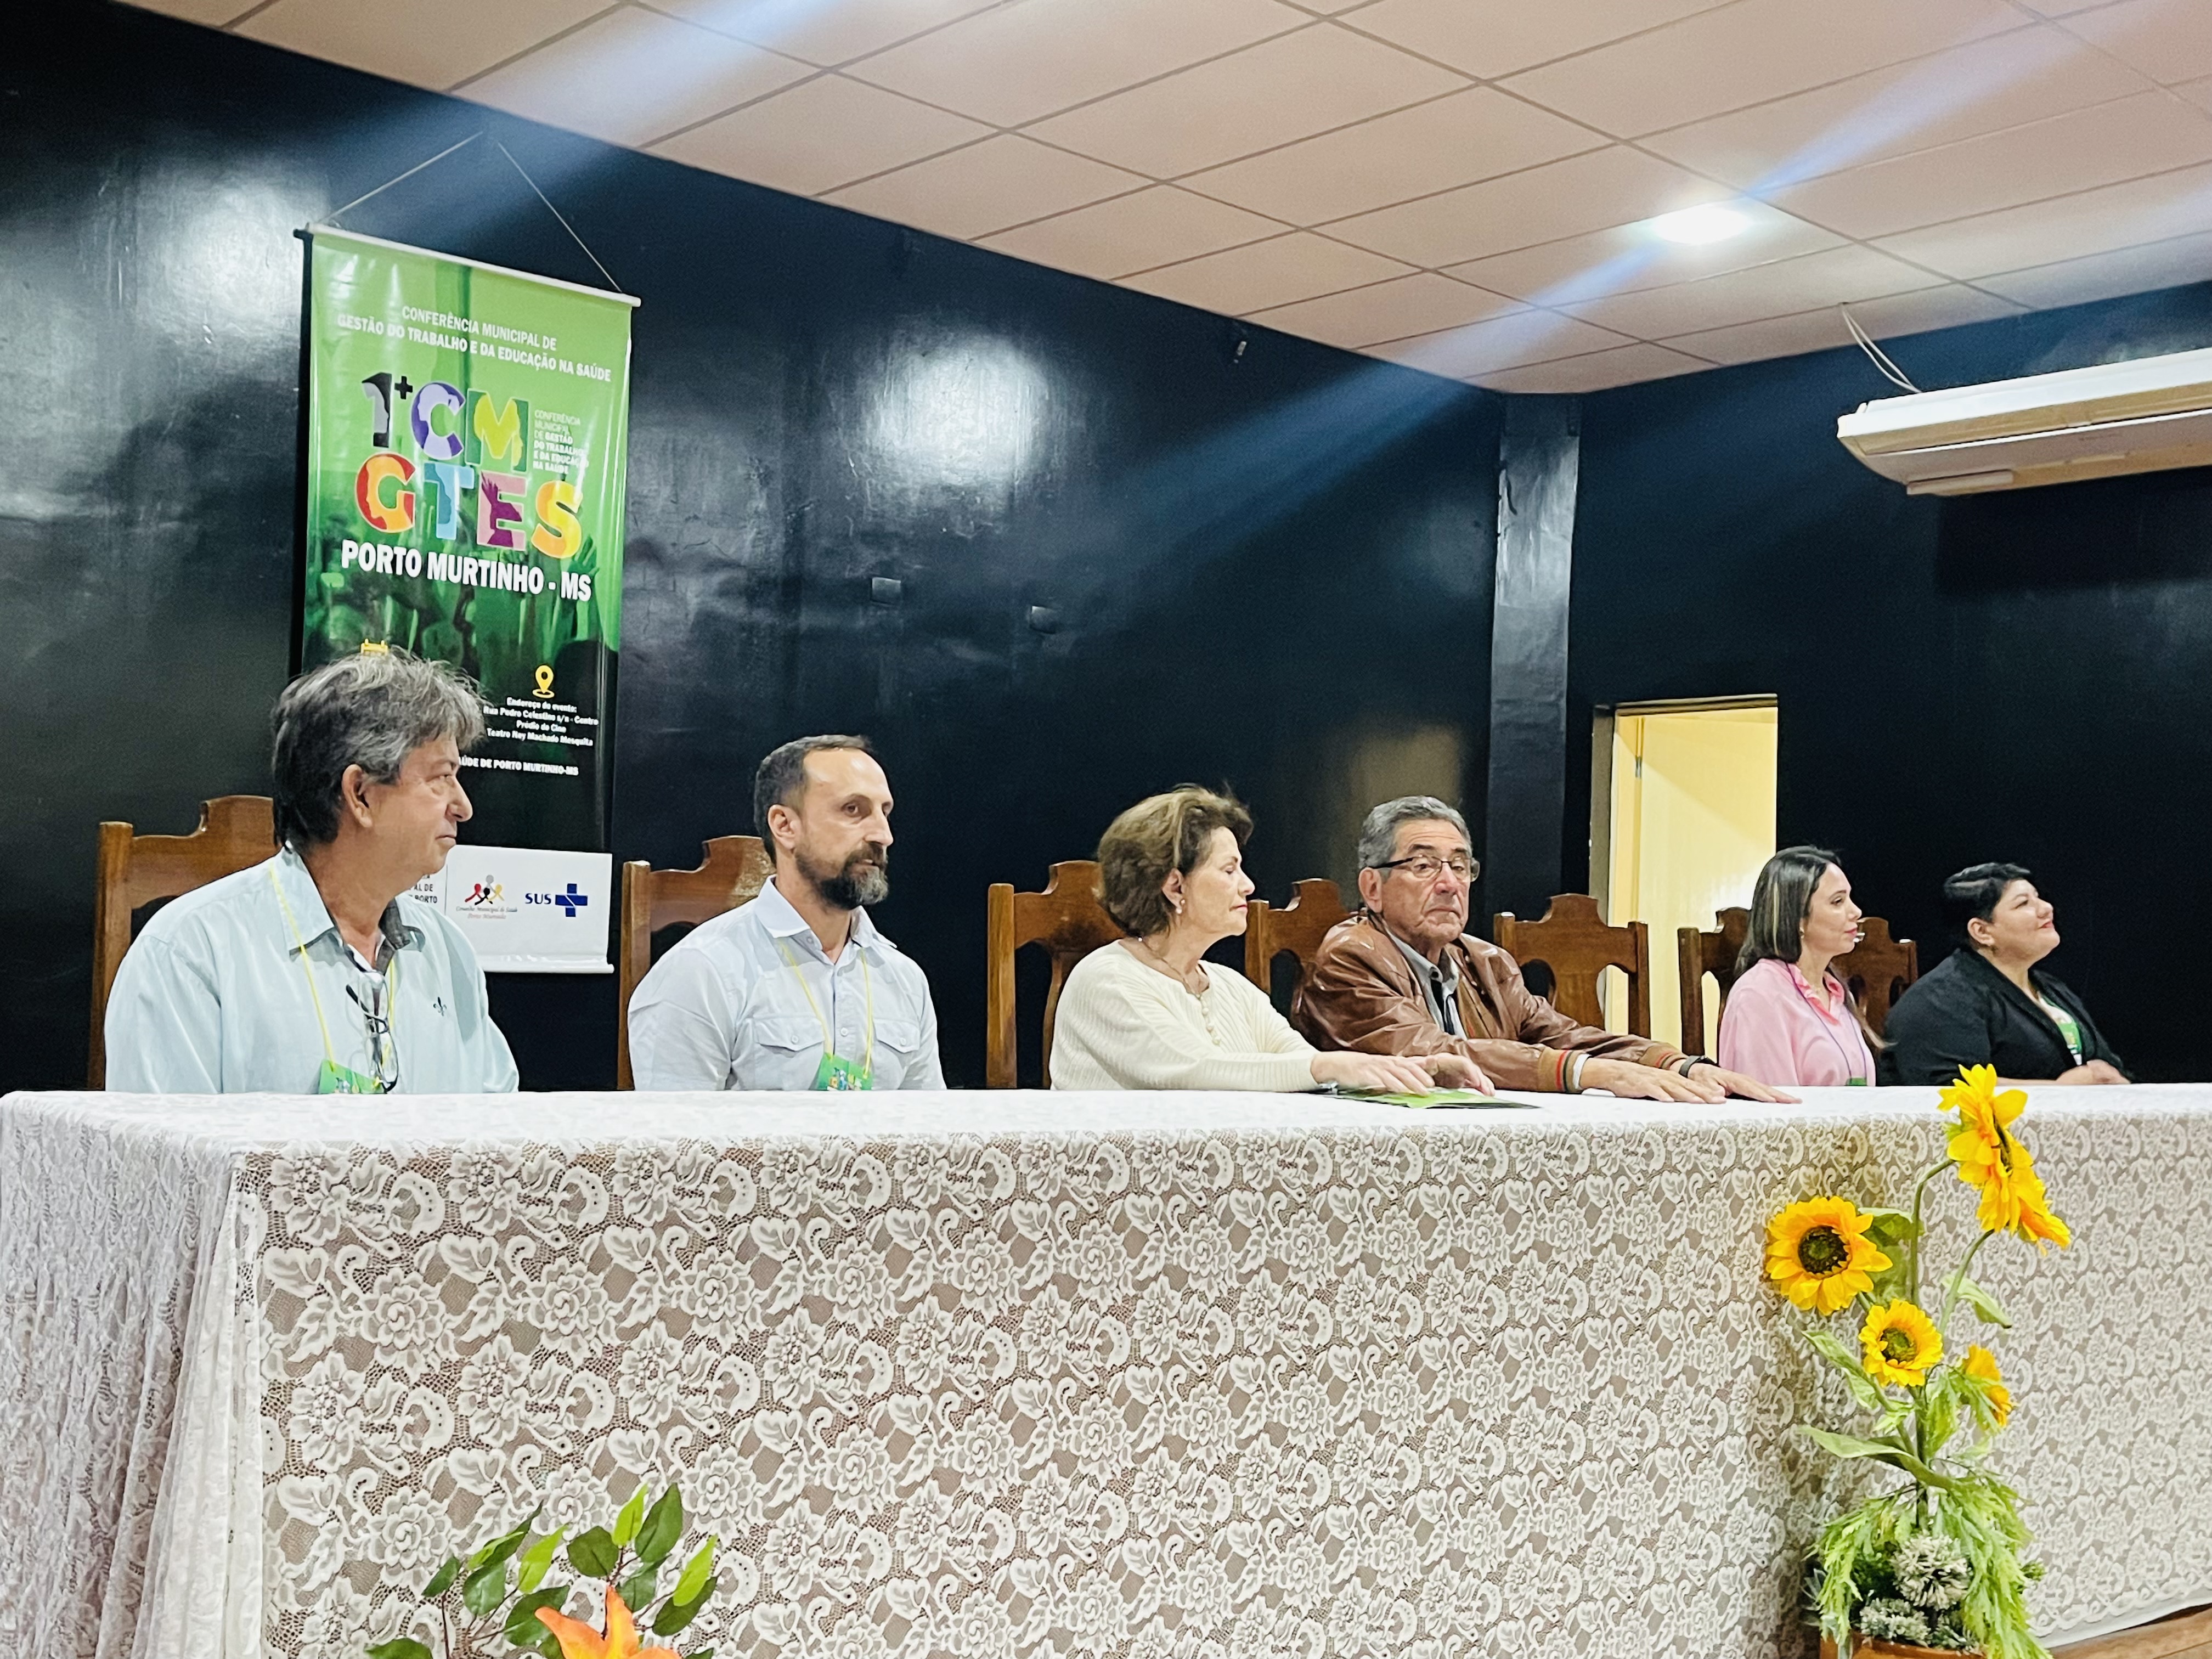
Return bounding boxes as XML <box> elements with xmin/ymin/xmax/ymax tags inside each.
<box><xmin>1678</xmin><ymin>906</ymin><xmax>1752</xmax><ymax>1057</ymax></box>
<box><xmin>1834</xmin><ymin>916</ymin><xmax>1920</xmax><ymax>1037</ymax></box>
<box><xmin>985</xmin><ymin>861</ymin><xmax>1125</xmax><ymax>1088</ymax></box>
<box><xmin>617</xmin><ymin>836</ymin><xmax>774</xmax><ymax>1088</ymax></box>
<box><xmin>1491</xmin><ymin>893</ymin><xmax>1650</xmax><ymax>1036</ymax></box>
<box><xmin>91</xmin><ymin>794</ymin><xmax>276</xmax><ymax>1087</ymax></box>
<box><xmin>1243</xmin><ymin>878</ymin><xmax>1351</xmax><ymax>1000</ymax></box>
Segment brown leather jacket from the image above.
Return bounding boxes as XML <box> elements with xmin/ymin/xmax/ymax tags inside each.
<box><xmin>1292</xmin><ymin>912</ymin><xmax>1687</xmax><ymax>1092</ymax></box>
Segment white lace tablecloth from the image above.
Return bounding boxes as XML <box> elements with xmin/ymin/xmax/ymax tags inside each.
<box><xmin>3</xmin><ymin>1086</ymin><xmax>2208</xmax><ymax>1659</ymax></box>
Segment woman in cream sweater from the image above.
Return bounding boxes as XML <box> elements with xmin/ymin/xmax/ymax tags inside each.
<box><xmin>1050</xmin><ymin>787</ymin><xmax>1488</xmax><ymax>1093</ymax></box>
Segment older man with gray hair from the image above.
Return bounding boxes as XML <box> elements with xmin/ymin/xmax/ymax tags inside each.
<box><xmin>104</xmin><ymin>648</ymin><xmax>517</xmax><ymax>1093</ymax></box>
<box><xmin>1294</xmin><ymin>795</ymin><xmax>1788</xmax><ymax>1101</ymax></box>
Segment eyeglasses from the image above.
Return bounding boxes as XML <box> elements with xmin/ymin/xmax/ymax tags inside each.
<box><xmin>1369</xmin><ymin>854</ymin><xmax>1480</xmax><ymax>884</ymax></box>
<box><xmin>346</xmin><ymin>978</ymin><xmax>400</xmax><ymax>1093</ymax></box>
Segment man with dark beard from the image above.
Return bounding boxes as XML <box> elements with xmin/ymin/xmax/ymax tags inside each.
<box><xmin>627</xmin><ymin>735</ymin><xmax>944</xmax><ymax>1090</ymax></box>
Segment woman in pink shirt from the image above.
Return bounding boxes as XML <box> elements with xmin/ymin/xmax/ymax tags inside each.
<box><xmin>1717</xmin><ymin>846</ymin><xmax>1879</xmax><ymax>1087</ymax></box>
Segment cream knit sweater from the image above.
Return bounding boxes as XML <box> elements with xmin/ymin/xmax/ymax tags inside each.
<box><xmin>1048</xmin><ymin>942</ymin><xmax>1319</xmax><ymax>1092</ymax></box>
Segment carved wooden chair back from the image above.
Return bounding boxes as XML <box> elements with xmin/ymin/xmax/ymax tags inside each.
<box><xmin>617</xmin><ymin>836</ymin><xmax>775</xmax><ymax>1088</ymax></box>
<box><xmin>1491</xmin><ymin>893</ymin><xmax>1650</xmax><ymax>1036</ymax></box>
<box><xmin>91</xmin><ymin>794</ymin><xmax>276</xmax><ymax>1087</ymax></box>
<box><xmin>1678</xmin><ymin>906</ymin><xmax>1752</xmax><ymax>1056</ymax></box>
<box><xmin>986</xmin><ymin>861</ymin><xmax>1126</xmax><ymax>1087</ymax></box>
<box><xmin>1242</xmin><ymin>878</ymin><xmax>1351</xmax><ymax>1001</ymax></box>
<box><xmin>1833</xmin><ymin>916</ymin><xmax>1920</xmax><ymax>1038</ymax></box>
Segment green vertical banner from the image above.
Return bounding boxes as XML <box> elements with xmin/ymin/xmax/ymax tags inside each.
<box><xmin>301</xmin><ymin>227</ymin><xmax>635</xmax><ymax>853</ymax></box>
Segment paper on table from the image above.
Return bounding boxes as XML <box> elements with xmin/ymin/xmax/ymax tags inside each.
<box><xmin>1342</xmin><ymin>1088</ymin><xmax>1537</xmax><ymax>1109</ymax></box>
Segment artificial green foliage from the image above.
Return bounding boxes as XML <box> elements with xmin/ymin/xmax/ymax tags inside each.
<box><xmin>359</xmin><ymin>1485</ymin><xmax>720</xmax><ymax>1659</ymax></box>
<box><xmin>1772</xmin><ymin>1073</ymin><xmax>2066</xmax><ymax>1658</ymax></box>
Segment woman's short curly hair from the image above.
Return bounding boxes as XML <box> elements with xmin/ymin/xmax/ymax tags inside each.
<box><xmin>1096</xmin><ymin>786</ymin><xmax>1252</xmax><ymax>936</ymax></box>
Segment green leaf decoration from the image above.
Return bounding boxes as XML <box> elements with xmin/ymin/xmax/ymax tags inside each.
<box><xmin>681</xmin><ymin>1650</ymin><xmax>714</xmax><ymax>1659</ymax></box>
<box><xmin>468</xmin><ymin>1509</ymin><xmax>541</xmax><ymax>1573</ymax></box>
<box><xmin>617</xmin><ymin>1565</ymin><xmax>659</xmax><ymax>1611</ymax></box>
<box><xmin>568</xmin><ymin>1527</ymin><xmax>618</xmax><ymax>1579</ymax></box>
<box><xmin>462</xmin><ymin>1560</ymin><xmax>510</xmax><ymax>1617</ymax></box>
<box><xmin>421</xmin><ymin>1556</ymin><xmax>463</xmax><ymax>1599</ymax></box>
<box><xmin>1802</xmin><ymin>1329</ymin><xmax>1891</xmax><ymax>1417</ymax></box>
<box><xmin>670</xmin><ymin>1537</ymin><xmax>717</xmax><ymax>1607</ymax></box>
<box><xmin>1951</xmin><ymin>1273</ymin><xmax>2013</xmax><ymax>1329</ymax></box>
<box><xmin>1863</xmin><ymin>1206</ymin><xmax>1919</xmax><ymax>1242</ymax></box>
<box><xmin>1802</xmin><ymin>1426</ymin><xmax>1959</xmax><ymax>1491</ymax></box>
<box><xmin>653</xmin><ymin>1579</ymin><xmax>719</xmax><ymax>1638</ymax></box>
<box><xmin>535</xmin><ymin>1624</ymin><xmax>566</xmax><ymax>1659</ymax></box>
<box><xmin>635</xmin><ymin>1486</ymin><xmax>685</xmax><ymax>1566</ymax></box>
<box><xmin>503</xmin><ymin>1585</ymin><xmax>572</xmax><ymax>1642</ymax></box>
<box><xmin>366</xmin><ymin>1642</ymin><xmax>434</xmax><ymax>1659</ymax></box>
<box><xmin>517</xmin><ymin>1529</ymin><xmax>567</xmax><ymax>1596</ymax></box>
<box><xmin>612</xmin><ymin>1489</ymin><xmax>647</xmax><ymax>1549</ymax></box>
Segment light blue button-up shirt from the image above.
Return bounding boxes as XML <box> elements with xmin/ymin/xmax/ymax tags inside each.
<box><xmin>104</xmin><ymin>847</ymin><xmax>518</xmax><ymax>1094</ymax></box>
<box><xmin>627</xmin><ymin>877</ymin><xmax>943</xmax><ymax>1091</ymax></box>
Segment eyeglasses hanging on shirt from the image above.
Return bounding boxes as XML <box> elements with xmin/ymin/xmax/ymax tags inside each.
<box><xmin>270</xmin><ymin>866</ymin><xmax>402</xmax><ymax>1095</ymax></box>
<box><xmin>345</xmin><ymin>975</ymin><xmax>402</xmax><ymax>1093</ymax></box>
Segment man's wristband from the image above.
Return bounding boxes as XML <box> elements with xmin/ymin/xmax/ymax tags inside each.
<box><xmin>1565</xmin><ymin>1052</ymin><xmax>1587</xmax><ymax>1093</ymax></box>
<box><xmin>1676</xmin><ymin>1054</ymin><xmax>1716</xmax><ymax>1077</ymax></box>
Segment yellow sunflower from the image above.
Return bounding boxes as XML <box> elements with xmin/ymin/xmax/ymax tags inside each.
<box><xmin>1963</xmin><ymin>1344</ymin><xmax>2012</xmax><ymax>1426</ymax></box>
<box><xmin>1859</xmin><ymin>1299</ymin><xmax>1942</xmax><ymax>1388</ymax></box>
<box><xmin>1764</xmin><ymin>1197</ymin><xmax>1892</xmax><ymax>1314</ymax></box>
<box><xmin>1939</xmin><ymin>1066</ymin><xmax>2072</xmax><ymax>1249</ymax></box>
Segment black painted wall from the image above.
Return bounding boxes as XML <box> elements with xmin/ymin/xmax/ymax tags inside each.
<box><xmin>1</xmin><ymin>2</ymin><xmax>1499</xmax><ymax>1092</ymax></box>
<box><xmin>1567</xmin><ymin>284</ymin><xmax>2212</xmax><ymax>1083</ymax></box>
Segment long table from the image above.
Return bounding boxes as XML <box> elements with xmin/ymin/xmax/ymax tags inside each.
<box><xmin>3</xmin><ymin>1086</ymin><xmax>2207</xmax><ymax>1658</ymax></box>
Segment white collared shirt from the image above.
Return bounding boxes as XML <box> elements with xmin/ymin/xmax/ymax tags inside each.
<box><xmin>625</xmin><ymin>877</ymin><xmax>944</xmax><ymax>1091</ymax></box>
<box><xmin>103</xmin><ymin>847</ymin><xmax>518</xmax><ymax>1094</ymax></box>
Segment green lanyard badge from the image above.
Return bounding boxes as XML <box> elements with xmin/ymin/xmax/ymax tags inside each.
<box><xmin>272</xmin><ymin>866</ymin><xmax>400</xmax><ymax>1094</ymax></box>
<box><xmin>777</xmin><ymin>935</ymin><xmax>875</xmax><ymax>1091</ymax></box>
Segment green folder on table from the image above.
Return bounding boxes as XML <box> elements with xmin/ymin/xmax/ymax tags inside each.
<box><xmin>1340</xmin><ymin>1088</ymin><xmax>1538</xmax><ymax>1109</ymax></box>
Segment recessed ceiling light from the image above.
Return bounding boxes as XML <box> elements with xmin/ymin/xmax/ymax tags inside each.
<box><xmin>1649</xmin><ymin>203</ymin><xmax>1752</xmax><ymax>245</ymax></box>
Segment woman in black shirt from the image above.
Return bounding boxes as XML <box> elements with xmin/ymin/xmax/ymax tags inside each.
<box><xmin>1880</xmin><ymin>862</ymin><xmax>2129</xmax><ymax>1087</ymax></box>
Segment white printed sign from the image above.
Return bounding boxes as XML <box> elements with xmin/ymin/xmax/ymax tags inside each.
<box><xmin>410</xmin><ymin>844</ymin><xmax>613</xmax><ymax>974</ymax></box>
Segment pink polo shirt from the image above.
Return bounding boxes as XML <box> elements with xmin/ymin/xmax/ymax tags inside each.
<box><xmin>1717</xmin><ymin>957</ymin><xmax>1875</xmax><ymax>1087</ymax></box>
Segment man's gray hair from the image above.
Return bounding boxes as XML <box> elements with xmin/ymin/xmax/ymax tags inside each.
<box><xmin>1356</xmin><ymin>795</ymin><xmax>1471</xmax><ymax>872</ymax></box>
<box><xmin>271</xmin><ymin>649</ymin><xmax>485</xmax><ymax>849</ymax></box>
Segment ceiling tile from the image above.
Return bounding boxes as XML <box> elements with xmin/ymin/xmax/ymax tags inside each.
<box><xmin>2063</xmin><ymin>0</ymin><xmax>2212</xmax><ymax>88</ymax></box>
<box><xmin>1873</xmin><ymin>159</ymin><xmax>2212</xmax><ymax>278</ymax></box>
<box><xmin>1322</xmin><ymin>145</ymin><xmax>1726</xmax><ymax>267</ymax></box>
<box><xmin>651</xmin><ymin>73</ymin><xmax>989</xmax><ymax>194</ymax></box>
<box><xmin>1770</xmin><ymin>92</ymin><xmax>2212</xmax><ymax>240</ymax></box>
<box><xmin>1977</xmin><ymin>226</ymin><xmax>2212</xmax><ymax>308</ymax></box>
<box><xmin>1249</xmin><ymin>273</ymin><xmax>1523</xmax><ymax>347</ymax></box>
<box><xmin>822</xmin><ymin>134</ymin><xmax>1148</xmax><ymax>239</ymax></box>
<box><xmin>1341</xmin><ymin>0</ymin><xmax>1733</xmax><ymax>82</ymax></box>
<box><xmin>1370</xmin><ymin>309</ymin><xmax>1636</xmax><ymax>376</ymax></box>
<box><xmin>1472</xmin><ymin>342</ymin><xmax>1714</xmax><ymax>392</ymax></box>
<box><xmin>121</xmin><ymin>0</ymin><xmax>256</xmax><ymax>24</ymax></box>
<box><xmin>844</xmin><ymin>0</ymin><xmax>1306</xmax><ymax>128</ymax></box>
<box><xmin>1026</xmin><ymin>27</ymin><xmax>1466</xmax><ymax>179</ymax></box>
<box><xmin>458</xmin><ymin>8</ymin><xmax>812</xmax><ymax>145</ymax></box>
<box><xmin>1657</xmin><ymin>283</ymin><xmax>2023</xmax><ymax>365</ymax></box>
<box><xmin>238</xmin><ymin>0</ymin><xmax>611</xmax><ymax>89</ymax></box>
<box><xmin>644</xmin><ymin>0</ymin><xmax>1001</xmax><ymax>67</ymax></box>
<box><xmin>1122</xmin><ymin>233</ymin><xmax>1414</xmax><ymax>313</ymax></box>
<box><xmin>1179</xmin><ymin>87</ymin><xmax>1602</xmax><ymax>227</ymax></box>
<box><xmin>2177</xmin><ymin>76</ymin><xmax>2212</xmax><ymax>115</ymax></box>
<box><xmin>977</xmin><ymin>187</ymin><xmax>1285</xmax><ymax>280</ymax></box>
<box><xmin>1500</xmin><ymin>0</ymin><xmax>2023</xmax><ymax>140</ymax></box>
<box><xmin>1561</xmin><ymin>244</ymin><xmax>1940</xmax><ymax>336</ymax></box>
<box><xmin>1441</xmin><ymin>201</ymin><xmax>1840</xmax><ymax>304</ymax></box>
<box><xmin>1640</xmin><ymin>29</ymin><xmax>2151</xmax><ymax>192</ymax></box>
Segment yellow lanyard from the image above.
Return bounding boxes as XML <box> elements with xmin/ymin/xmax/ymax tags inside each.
<box><xmin>270</xmin><ymin>866</ymin><xmax>399</xmax><ymax>1075</ymax></box>
<box><xmin>775</xmin><ymin>933</ymin><xmax>873</xmax><ymax>1073</ymax></box>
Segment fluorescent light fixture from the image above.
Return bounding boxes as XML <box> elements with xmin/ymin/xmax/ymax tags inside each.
<box><xmin>1649</xmin><ymin>203</ymin><xmax>1751</xmax><ymax>244</ymax></box>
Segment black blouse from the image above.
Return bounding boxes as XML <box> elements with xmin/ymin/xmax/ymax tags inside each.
<box><xmin>1878</xmin><ymin>946</ymin><xmax>2127</xmax><ymax>1086</ymax></box>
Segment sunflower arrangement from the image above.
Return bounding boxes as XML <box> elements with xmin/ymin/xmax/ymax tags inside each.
<box><xmin>364</xmin><ymin>1482</ymin><xmax>720</xmax><ymax>1659</ymax></box>
<box><xmin>1765</xmin><ymin>1066</ymin><xmax>2070</xmax><ymax>1659</ymax></box>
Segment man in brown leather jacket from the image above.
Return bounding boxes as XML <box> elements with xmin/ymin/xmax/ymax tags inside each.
<box><xmin>1293</xmin><ymin>796</ymin><xmax>1792</xmax><ymax>1101</ymax></box>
